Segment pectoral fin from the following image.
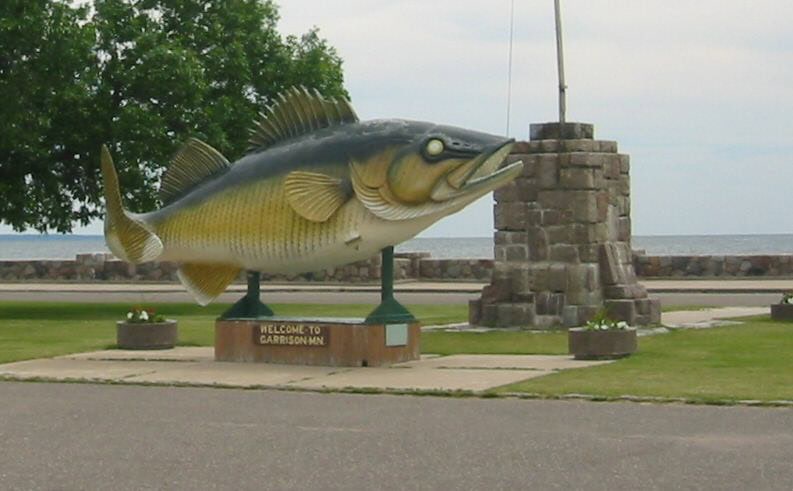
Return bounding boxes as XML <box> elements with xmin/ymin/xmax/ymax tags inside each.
<box><xmin>285</xmin><ymin>171</ymin><xmax>350</xmax><ymax>222</ymax></box>
<box><xmin>177</xmin><ymin>263</ymin><xmax>241</xmax><ymax>306</ymax></box>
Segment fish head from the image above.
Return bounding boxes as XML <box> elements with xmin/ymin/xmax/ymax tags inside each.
<box><xmin>351</xmin><ymin>122</ymin><xmax>523</xmax><ymax>221</ymax></box>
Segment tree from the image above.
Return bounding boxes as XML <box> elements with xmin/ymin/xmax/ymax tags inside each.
<box><xmin>0</xmin><ymin>1</ymin><xmax>98</xmax><ymax>232</ymax></box>
<box><xmin>0</xmin><ymin>0</ymin><xmax>348</xmax><ymax>232</ymax></box>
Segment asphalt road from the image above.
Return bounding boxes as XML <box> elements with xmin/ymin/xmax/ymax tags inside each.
<box><xmin>0</xmin><ymin>289</ymin><xmax>781</xmax><ymax>307</ymax></box>
<box><xmin>0</xmin><ymin>290</ymin><xmax>478</xmax><ymax>305</ymax></box>
<box><xmin>0</xmin><ymin>382</ymin><xmax>791</xmax><ymax>490</ymax></box>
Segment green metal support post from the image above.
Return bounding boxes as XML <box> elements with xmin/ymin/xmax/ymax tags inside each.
<box><xmin>365</xmin><ymin>246</ymin><xmax>415</xmax><ymax>324</ymax></box>
<box><xmin>220</xmin><ymin>271</ymin><xmax>275</xmax><ymax>319</ymax></box>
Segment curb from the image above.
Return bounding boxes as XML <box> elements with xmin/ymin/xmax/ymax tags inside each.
<box><xmin>2</xmin><ymin>375</ymin><xmax>790</xmax><ymax>409</ymax></box>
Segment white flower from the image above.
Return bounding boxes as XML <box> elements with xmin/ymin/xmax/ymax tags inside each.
<box><xmin>127</xmin><ymin>312</ymin><xmax>133</xmax><ymax>320</ymax></box>
<box><xmin>786</xmin><ymin>297</ymin><xmax>793</xmax><ymax>305</ymax></box>
<box><xmin>140</xmin><ymin>310</ymin><xmax>149</xmax><ymax>321</ymax></box>
<box><xmin>617</xmin><ymin>321</ymin><xmax>629</xmax><ymax>330</ymax></box>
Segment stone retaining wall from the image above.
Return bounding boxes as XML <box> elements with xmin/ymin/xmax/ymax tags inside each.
<box><xmin>3</xmin><ymin>252</ymin><xmax>793</xmax><ymax>283</ymax></box>
<box><xmin>633</xmin><ymin>254</ymin><xmax>793</xmax><ymax>277</ymax></box>
<box><xmin>0</xmin><ymin>253</ymin><xmax>419</xmax><ymax>283</ymax></box>
<box><xmin>418</xmin><ymin>259</ymin><xmax>494</xmax><ymax>281</ymax></box>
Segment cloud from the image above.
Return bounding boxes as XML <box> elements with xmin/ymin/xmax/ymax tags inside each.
<box><xmin>278</xmin><ymin>0</ymin><xmax>793</xmax><ymax>236</ymax></box>
<box><xmin>7</xmin><ymin>1</ymin><xmax>791</xmax><ymax>237</ymax></box>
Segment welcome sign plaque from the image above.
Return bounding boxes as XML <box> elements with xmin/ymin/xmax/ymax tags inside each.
<box><xmin>253</xmin><ymin>323</ymin><xmax>329</xmax><ymax>347</ymax></box>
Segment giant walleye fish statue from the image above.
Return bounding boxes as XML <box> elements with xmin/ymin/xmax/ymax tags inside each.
<box><xmin>101</xmin><ymin>87</ymin><xmax>523</xmax><ymax>306</ymax></box>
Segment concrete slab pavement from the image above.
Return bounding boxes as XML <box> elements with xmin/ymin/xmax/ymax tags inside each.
<box><xmin>65</xmin><ymin>347</ymin><xmax>214</xmax><ymax>362</ymax></box>
<box><xmin>290</xmin><ymin>366</ymin><xmax>548</xmax><ymax>392</ymax></box>
<box><xmin>0</xmin><ymin>358</ymin><xmax>180</xmax><ymax>381</ymax></box>
<box><xmin>0</xmin><ymin>348</ymin><xmax>611</xmax><ymax>394</ymax></box>
<box><xmin>661</xmin><ymin>306</ymin><xmax>768</xmax><ymax>327</ymax></box>
<box><xmin>398</xmin><ymin>354</ymin><xmax>610</xmax><ymax>371</ymax></box>
<box><xmin>125</xmin><ymin>362</ymin><xmax>341</xmax><ymax>387</ymax></box>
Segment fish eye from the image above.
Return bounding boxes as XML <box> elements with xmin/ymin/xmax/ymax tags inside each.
<box><xmin>426</xmin><ymin>139</ymin><xmax>444</xmax><ymax>157</ymax></box>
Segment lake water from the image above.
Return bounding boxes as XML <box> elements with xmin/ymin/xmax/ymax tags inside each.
<box><xmin>2</xmin><ymin>234</ymin><xmax>793</xmax><ymax>260</ymax></box>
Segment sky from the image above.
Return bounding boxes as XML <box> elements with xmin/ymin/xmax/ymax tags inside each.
<box><xmin>276</xmin><ymin>0</ymin><xmax>793</xmax><ymax>237</ymax></box>
<box><xmin>5</xmin><ymin>0</ymin><xmax>792</xmax><ymax>237</ymax></box>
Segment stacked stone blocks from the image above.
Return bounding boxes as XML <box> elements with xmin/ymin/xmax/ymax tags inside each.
<box><xmin>471</xmin><ymin>122</ymin><xmax>660</xmax><ymax>329</ymax></box>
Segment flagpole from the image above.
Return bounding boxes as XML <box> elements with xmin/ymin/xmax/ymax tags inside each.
<box><xmin>554</xmin><ymin>0</ymin><xmax>567</xmax><ymax>125</ymax></box>
<box><xmin>505</xmin><ymin>0</ymin><xmax>515</xmax><ymax>135</ymax></box>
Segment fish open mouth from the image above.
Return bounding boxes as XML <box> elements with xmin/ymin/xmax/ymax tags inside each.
<box><xmin>431</xmin><ymin>140</ymin><xmax>524</xmax><ymax>201</ymax></box>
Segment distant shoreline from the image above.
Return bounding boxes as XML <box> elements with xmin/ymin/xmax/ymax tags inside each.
<box><xmin>4</xmin><ymin>233</ymin><xmax>793</xmax><ymax>238</ymax></box>
<box><xmin>3</xmin><ymin>234</ymin><xmax>793</xmax><ymax>260</ymax></box>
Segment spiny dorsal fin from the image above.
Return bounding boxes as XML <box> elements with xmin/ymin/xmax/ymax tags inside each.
<box><xmin>160</xmin><ymin>138</ymin><xmax>231</xmax><ymax>205</ymax></box>
<box><xmin>247</xmin><ymin>86</ymin><xmax>358</xmax><ymax>154</ymax></box>
<box><xmin>284</xmin><ymin>171</ymin><xmax>351</xmax><ymax>222</ymax></box>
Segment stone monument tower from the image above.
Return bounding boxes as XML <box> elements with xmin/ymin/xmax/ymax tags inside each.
<box><xmin>469</xmin><ymin>122</ymin><xmax>661</xmax><ymax>328</ymax></box>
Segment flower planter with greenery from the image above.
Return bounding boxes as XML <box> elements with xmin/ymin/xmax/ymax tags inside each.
<box><xmin>568</xmin><ymin>313</ymin><xmax>637</xmax><ymax>360</ymax></box>
<box><xmin>770</xmin><ymin>292</ymin><xmax>793</xmax><ymax>321</ymax></box>
<box><xmin>116</xmin><ymin>307</ymin><xmax>177</xmax><ymax>350</ymax></box>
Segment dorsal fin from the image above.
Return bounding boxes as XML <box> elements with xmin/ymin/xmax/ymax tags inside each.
<box><xmin>247</xmin><ymin>86</ymin><xmax>358</xmax><ymax>154</ymax></box>
<box><xmin>160</xmin><ymin>138</ymin><xmax>231</xmax><ymax>205</ymax></box>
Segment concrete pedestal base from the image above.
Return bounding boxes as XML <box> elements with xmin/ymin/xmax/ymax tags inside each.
<box><xmin>215</xmin><ymin>318</ymin><xmax>420</xmax><ymax>367</ymax></box>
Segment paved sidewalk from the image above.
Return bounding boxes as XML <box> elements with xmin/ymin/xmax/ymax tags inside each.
<box><xmin>644</xmin><ymin>279</ymin><xmax>793</xmax><ymax>293</ymax></box>
<box><xmin>0</xmin><ymin>281</ymin><xmax>483</xmax><ymax>293</ymax></box>
<box><xmin>662</xmin><ymin>306</ymin><xmax>767</xmax><ymax>327</ymax></box>
<box><xmin>2</xmin><ymin>278</ymin><xmax>793</xmax><ymax>293</ymax></box>
<box><xmin>0</xmin><ymin>348</ymin><xmax>610</xmax><ymax>393</ymax></box>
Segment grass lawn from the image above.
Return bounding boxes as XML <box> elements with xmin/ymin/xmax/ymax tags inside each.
<box><xmin>2</xmin><ymin>302</ymin><xmax>791</xmax><ymax>403</ymax></box>
<box><xmin>497</xmin><ymin>316</ymin><xmax>793</xmax><ymax>403</ymax></box>
<box><xmin>422</xmin><ymin>331</ymin><xmax>566</xmax><ymax>355</ymax></box>
<box><xmin>0</xmin><ymin>301</ymin><xmax>468</xmax><ymax>364</ymax></box>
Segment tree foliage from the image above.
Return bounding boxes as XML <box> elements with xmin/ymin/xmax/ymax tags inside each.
<box><xmin>0</xmin><ymin>0</ymin><xmax>347</xmax><ymax>232</ymax></box>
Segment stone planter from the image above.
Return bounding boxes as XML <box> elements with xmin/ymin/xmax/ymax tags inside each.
<box><xmin>568</xmin><ymin>327</ymin><xmax>637</xmax><ymax>360</ymax></box>
<box><xmin>770</xmin><ymin>304</ymin><xmax>793</xmax><ymax>321</ymax></box>
<box><xmin>116</xmin><ymin>320</ymin><xmax>178</xmax><ymax>350</ymax></box>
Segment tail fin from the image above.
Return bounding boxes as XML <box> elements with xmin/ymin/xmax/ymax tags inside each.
<box><xmin>100</xmin><ymin>145</ymin><xmax>163</xmax><ymax>263</ymax></box>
